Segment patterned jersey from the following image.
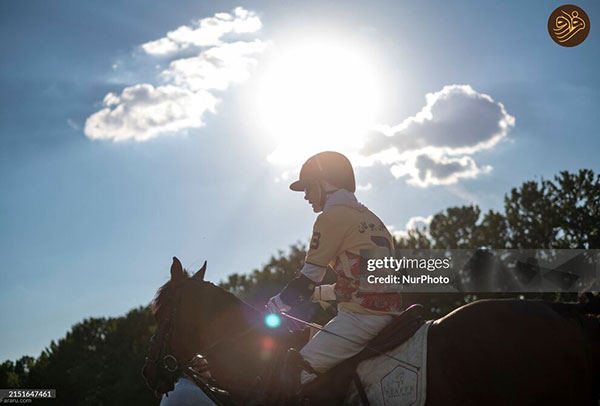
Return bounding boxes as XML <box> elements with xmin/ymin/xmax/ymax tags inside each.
<box><xmin>305</xmin><ymin>205</ymin><xmax>403</xmax><ymax>314</ymax></box>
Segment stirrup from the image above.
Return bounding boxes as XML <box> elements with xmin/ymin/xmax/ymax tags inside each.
<box><xmin>280</xmin><ymin>349</ymin><xmax>317</xmax><ymax>398</ymax></box>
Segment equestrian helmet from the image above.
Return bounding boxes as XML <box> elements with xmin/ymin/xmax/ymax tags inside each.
<box><xmin>289</xmin><ymin>151</ymin><xmax>356</xmax><ymax>193</ymax></box>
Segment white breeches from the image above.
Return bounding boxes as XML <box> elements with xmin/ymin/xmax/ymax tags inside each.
<box><xmin>299</xmin><ymin>311</ymin><xmax>393</xmax><ymax>382</ymax></box>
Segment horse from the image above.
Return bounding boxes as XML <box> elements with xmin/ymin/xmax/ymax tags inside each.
<box><xmin>143</xmin><ymin>257</ymin><xmax>600</xmax><ymax>405</ymax></box>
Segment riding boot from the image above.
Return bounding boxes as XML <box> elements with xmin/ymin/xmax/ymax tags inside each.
<box><xmin>280</xmin><ymin>348</ymin><xmax>317</xmax><ymax>399</ymax></box>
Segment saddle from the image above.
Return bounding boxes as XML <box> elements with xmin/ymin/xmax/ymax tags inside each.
<box><xmin>299</xmin><ymin>303</ymin><xmax>425</xmax><ymax>405</ymax></box>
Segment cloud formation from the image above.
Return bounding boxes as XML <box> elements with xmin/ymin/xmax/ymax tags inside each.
<box><xmin>390</xmin><ymin>153</ymin><xmax>492</xmax><ymax>187</ymax></box>
<box><xmin>389</xmin><ymin>215</ymin><xmax>433</xmax><ymax>240</ymax></box>
<box><xmin>162</xmin><ymin>40</ymin><xmax>267</xmax><ymax>91</ymax></box>
<box><xmin>405</xmin><ymin>215</ymin><xmax>433</xmax><ymax>230</ymax></box>
<box><xmin>85</xmin><ymin>7</ymin><xmax>265</xmax><ymax>142</ymax></box>
<box><xmin>363</xmin><ymin>85</ymin><xmax>514</xmax><ymax>186</ymax></box>
<box><xmin>356</xmin><ymin>183</ymin><xmax>373</xmax><ymax>191</ymax></box>
<box><xmin>141</xmin><ymin>8</ymin><xmax>262</xmax><ymax>55</ymax></box>
<box><xmin>85</xmin><ymin>85</ymin><xmax>217</xmax><ymax>142</ymax></box>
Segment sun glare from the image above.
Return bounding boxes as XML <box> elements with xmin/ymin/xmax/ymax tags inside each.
<box><xmin>257</xmin><ymin>41</ymin><xmax>381</xmax><ymax>164</ymax></box>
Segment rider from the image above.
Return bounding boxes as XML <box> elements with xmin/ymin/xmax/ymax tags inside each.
<box><xmin>267</xmin><ymin>151</ymin><xmax>402</xmax><ymax>388</ymax></box>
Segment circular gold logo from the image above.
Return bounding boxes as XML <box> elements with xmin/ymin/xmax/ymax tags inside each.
<box><xmin>548</xmin><ymin>5</ymin><xmax>590</xmax><ymax>47</ymax></box>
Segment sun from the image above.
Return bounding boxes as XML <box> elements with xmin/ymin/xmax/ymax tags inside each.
<box><xmin>257</xmin><ymin>40</ymin><xmax>381</xmax><ymax>164</ymax></box>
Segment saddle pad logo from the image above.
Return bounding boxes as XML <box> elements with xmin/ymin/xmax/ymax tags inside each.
<box><xmin>548</xmin><ymin>5</ymin><xmax>590</xmax><ymax>47</ymax></box>
<box><xmin>380</xmin><ymin>366</ymin><xmax>418</xmax><ymax>405</ymax></box>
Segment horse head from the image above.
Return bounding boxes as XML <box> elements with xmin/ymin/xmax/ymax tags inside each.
<box><xmin>142</xmin><ymin>257</ymin><xmax>215</xmax><ymax>397</ymax></box>
<box><xmin>143</xmin><ymin>257</ymin><xmax>313</xmax><ymax>401</ymax></box>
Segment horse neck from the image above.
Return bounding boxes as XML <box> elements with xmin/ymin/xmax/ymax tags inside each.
<box><xmin>203</xmin><ymin>297</ymin><xmax>279</xmax><ymax>396</ymax></box>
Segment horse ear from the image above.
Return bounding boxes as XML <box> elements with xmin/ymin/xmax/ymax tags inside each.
<box><xmin>193</xmin><ymin>261</ymin><xmax>207</xmax><ymax>281</ymax></box>
<box><xmin>170</xmin><ymin>257</ymin><xmax>184</xmax><ymax>281</ymax></box>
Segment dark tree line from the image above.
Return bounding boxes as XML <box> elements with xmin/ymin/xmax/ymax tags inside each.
<box><xmin>1</xmin><ymin>307</ymin><xmax>157</xmax><ymax>405</ymax></box>
<box><xmin>2</xmin><ymin>169</ymin><xmax>598</xmax><ymax>405</ymax></box>
<box><xmin>399</xmin><ymin>169</ymin><xmax>600</xmax><ymax>250</ymax></box>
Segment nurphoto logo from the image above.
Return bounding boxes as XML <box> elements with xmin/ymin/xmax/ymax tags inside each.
<box><xmin>548</xmin><ymin>4</ymin><xmax>590</xmax><ymax>47</ymax></box>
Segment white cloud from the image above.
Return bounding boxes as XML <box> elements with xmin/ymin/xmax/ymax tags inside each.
<box><xmin>406</xmin><ymin>215</ymin><xmax>433</xmax><ymax>230</ymax></box>
<box><xmin>364</xmin><ymin>85</ymin><xmax>514</xmax><ymax>156</ymax></box>
<box><xmin>362</xmin><ymin>85</ymin><xmax>514</xmax><ymax>186</ymax></box>
<box><xmin>85</xmin><ymin>7</ymin><xmax>265</xmax><ymax>142</ymax></box>
<box><xmin>162</xmin><ymin>40</ymin><xmax>268</xmax><ymax>91</ymax></box>
<box><xmin>103</xmin><ymin>92</ymin><xmax>120</xmax><ymax>107</ymax></box>
<box><xmin>356</xmin><ymin>183</ymin><xmax>373</xmax><ymax>191</ymax></box>
<box><xmin>142</xmin><ymin>37</ymin><xmax>179</xmax><ymax>55</ymax></box>
<box><xmin>85</xmin><ymin>84</ymin><xmax>217</xmax><ymax>142</ymax></box>
<box><xmin>391</xmin><ymin>153</ymin><xmax>492</xmax><ymax>187</ymax></box>
<box><xmin>141</xmin><ymin>7</ymin><xmax>262</xmax><ymax>55</ymax></box>
<box><xmin>387</xmin><ymin>225</ymin><xmax>404</xmax><ymax>240</ymax></box>
<box><xmin>389</xmin><ymin>215</ymin><xmax>433</xmax><ymax>240</ymax></box>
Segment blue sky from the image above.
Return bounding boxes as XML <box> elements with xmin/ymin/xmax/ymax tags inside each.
<box><xmin>1</xmin><ymin>0</ymin><xmax>599</xmax><ymax>361</ymax></box>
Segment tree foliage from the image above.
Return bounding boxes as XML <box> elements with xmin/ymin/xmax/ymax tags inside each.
<box><xmin>398</xmin><ymin>169</ymin><xmax>600</xmax><ymax>250</ymax></box>
<box><xmin>1</xmin><ymin>307</ymin><xmax>157</xmax><ymax>405</ymax></box>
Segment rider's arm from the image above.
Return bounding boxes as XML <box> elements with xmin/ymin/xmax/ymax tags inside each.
<box><xmin>312</xmin><ymin>284</ymin><xmax>336</xmax><ymax>301</ymax></box>
<box><xmin>275</xmin><ymin>264</ymin><xmax>327</xmax><ymax>309</ymax></box>
<box><xmin>304</xmin><ymin>209</ymin><xmax>347</xmax><ymax>269</ymax></box>
<box><xmin>300</xmin><ymin>263</ymin><xmax>327</xmax><ymax>283</ymax></box>
<box><xmin>277</xmin><ymin>209</ymin><xmax>347</xmax><ymax>308</ymax></box>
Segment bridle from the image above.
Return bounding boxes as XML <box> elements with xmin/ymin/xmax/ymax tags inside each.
<box><xmin>142</xmin><ymin>278</ymin><xmax>264</xmax><ymax>398</ymax></box>
<box><xmin>142</xmin><ymin>282</ymin><xmax>186</xmax><ymax>397</ymax></box>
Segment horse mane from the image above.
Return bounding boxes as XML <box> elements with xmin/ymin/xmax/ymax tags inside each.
<box><xmin>198</xmin><ymin>280</ymin><xmax>250</xmax><ymax>312</ymax></box>
<box><xmin>152</xmin><ymin>269</ymin><xmax>251</xmax><ymax>320</ymax></box>
<box><xmin>151</xmin><ymin>270</ymin><xmax>190</xmax><ymax>318</ymax></box>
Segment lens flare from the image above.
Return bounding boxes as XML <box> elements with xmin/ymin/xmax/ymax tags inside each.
<box><xmin>265</xmin><ymin>313</ymin><xmax>281</xmax><ymax>328</ymax></box>
<box><xmin>261</xmin><ymin>337</ymin><xmax>275</xmax><ymax>350</ymax></box>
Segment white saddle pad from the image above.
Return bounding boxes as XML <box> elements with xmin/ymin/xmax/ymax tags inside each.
<box><xmin>346</xmin><ymin>321</ymin><xmax>432</xmax><ymax>406</ymax></box>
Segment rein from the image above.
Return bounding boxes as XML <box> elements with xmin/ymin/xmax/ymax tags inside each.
<box><xmin>143</xmin><ymin>278</ymin><xmax>270</xmax><ymax>398</ymax></box>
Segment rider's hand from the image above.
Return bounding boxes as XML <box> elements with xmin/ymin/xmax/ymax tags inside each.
<box><xmin>266</xmin><ymin>294</ymin><xmax>291</xmax><ymax>314</ymax></box>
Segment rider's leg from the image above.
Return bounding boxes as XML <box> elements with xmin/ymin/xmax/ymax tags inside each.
<box><xmin>299</xmin><ymin>310</ymin><xmax>393</xmax><ymax>383</ymax></box>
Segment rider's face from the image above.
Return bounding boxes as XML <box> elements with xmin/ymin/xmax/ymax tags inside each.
<box><xmin>304</xmin><ymin>182</ymin><xmax>323</xmax><ymax>213</ymax></box>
